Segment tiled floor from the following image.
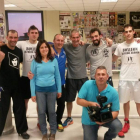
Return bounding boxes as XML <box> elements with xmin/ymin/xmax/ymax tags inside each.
<box><xmin>1</xmin><ymin>118</ymin><xmax>140</xmax><ymax>140</ymax></box>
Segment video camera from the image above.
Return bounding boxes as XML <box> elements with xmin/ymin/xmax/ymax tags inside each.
<box><xmin>87</xmin><ymin>95</ymin><xmax>113</xmax><ymax>122</ymax></box>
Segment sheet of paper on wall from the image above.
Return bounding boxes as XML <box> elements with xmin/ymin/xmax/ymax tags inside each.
<box><xmin>0</xmin><ymin>13</ymin><xmax>5</xmax><ymax>42</ymax></box>
<box><xmin>60</xmin><ymin>15</ymin><xmax>71</xmax><ymax>29</ymax></box>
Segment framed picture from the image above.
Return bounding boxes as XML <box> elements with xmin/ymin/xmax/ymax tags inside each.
<box><xmin>5</xmin><ymin>11</ymin><xmax>44</xmax><ymax>41</ymax></box>
<box><xmin>130</xmin><ymin>12</ymin><xmax>140</xmax><ymax>29</ymax></box>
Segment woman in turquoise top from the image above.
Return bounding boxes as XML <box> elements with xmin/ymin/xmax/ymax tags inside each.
<box><xmin>30</xmin><ymin>40</ymin><xmax>61</xmax><ymax>140</ymax></box>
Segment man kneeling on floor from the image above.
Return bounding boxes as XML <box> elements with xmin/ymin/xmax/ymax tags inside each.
<box><xmin>77</xmin><ymin>66</ymin><xmax>122</xmax><ymax>140</ymax></box>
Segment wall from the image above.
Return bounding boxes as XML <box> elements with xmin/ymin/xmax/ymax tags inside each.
<box><xmin>43</xmin><ymin>11</ymin><xmax>60</xmax><ymax>42</ymax></box>
<box><xmin>43</xmin><ymin>11</ymin><xmax>131</xmax><ymax>42</ymax></box>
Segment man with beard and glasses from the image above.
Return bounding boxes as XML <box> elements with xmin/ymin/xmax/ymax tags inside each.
<box><xmin>86</xmin><ymin>28</ymin><xmax>116</xmax><ymax>86</ymax></box>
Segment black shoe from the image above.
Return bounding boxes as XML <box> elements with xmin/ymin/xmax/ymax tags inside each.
<box><xmin>19</xmin><ymin>132</ymin><xmax>30</xmax><ymax>139</ymax></box>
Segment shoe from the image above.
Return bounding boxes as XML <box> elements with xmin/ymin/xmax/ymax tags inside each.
<box><xmin>42</xmin><ymin>134</ymin><xmax>48</xmax><ymax>140</ymax></box>
<box><xmin>49</xmin><ymin>133</ymin><xmax>55</xmax><ymax>140</ymax></box>
<box><xmin>121</xmin><ymin>118</ymin><xmax>130</xmax><ymax>133</ymax></box>
<box><xmin>19</xmin><ymin>132</ymin><xmax>30</xmax><ymax>139</ymax></box>
<box><xmin>37</xmin><ymin>122</ymin><xmax>41</xmax><ymax>130</ymax></box>
<box><xmin>62</xmin><ymin>117</ymin><xmax>73</xmax><ymax>128</ymax></box>
<box><xmin>118</xmin><ymin>118</ymin><xmax>130</xmax><ymax>138</ymax></box>
<box><xmin>118</xmin><ymin>131</ymin><xmax>125</xmax><ymax>138</ymax></box>
<box><xmin>57</xmin><ymin>124</ymin><xmax>64</xmax><ymax>132</ymax></box>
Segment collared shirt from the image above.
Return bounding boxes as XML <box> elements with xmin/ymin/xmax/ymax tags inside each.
<box><xmin>78</xmin><ymin>80</ymin><xmax>120</xmax><ymax>125</ymax></box>
<box><xmin>53</xmin><ymin>45</ymin><xmax>66</xmax><ymax>85</ymax></box>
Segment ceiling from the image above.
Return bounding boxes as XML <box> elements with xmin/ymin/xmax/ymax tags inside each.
<box><xmin>4</xmin><ymin>0</ymin><xmax>140</xmax><ymax>12</ymax></box>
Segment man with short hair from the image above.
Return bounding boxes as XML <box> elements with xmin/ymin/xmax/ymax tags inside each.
<box><xmin>86</xmin><ymin>28</ymin><xmax>116</xmax><ymax>86</ymax></box>
<box><xmin>62</xmin><ymin>29</ymin><xmax>89</xmax><ymax>128</ymax></box>
<box><xmin>53</xmin><ymin>34</ymin><xmax>66</xmax><ymax>132</ymax></box>
<box><xmin>77</xmin><ymin>66</ymin><xmax>122</xmax><ymax>140</ymax></box>
<box><xmin>113</xmin><ymin>24</ymin><xmax>140</xmax><ymax>138</ymax></box>
<box><xmin>0</xmin><ymin>30</ymin><xmax>29</xmax><ymax>139</ymax></box>
<box><xmin>16</xmin><ymin>25</ymin><xmax>39</xmax><ymax>112</ymax></box>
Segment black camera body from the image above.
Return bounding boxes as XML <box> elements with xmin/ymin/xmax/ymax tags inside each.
<box><xmin>87</xmin><ymin>95</ymin><xmax>113</xmax><ymax>122</ymax></box>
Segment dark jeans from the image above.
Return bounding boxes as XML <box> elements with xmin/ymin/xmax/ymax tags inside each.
<box><xmin>91</xmin><ymin>77</ymin><xmax>113</xmax><ymax>87</ymax></box>
<box><xmin>0</xmin><ymin>87</ymin><xmax>28</xmax><ymax>136</ymax></box>
<box><xmin>82</xmin><ymin>118</ymin><xmax>122</xmax><ymax>140</ymax></box>
<box><xmin>56</xmin><ymin>85</ymin><xmax>66</xmax><ymax>124</ymax></box>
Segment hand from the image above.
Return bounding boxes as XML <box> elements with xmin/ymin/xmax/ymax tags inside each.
<box><xmin>79</xmin><ymin>40</ymin><xmax>85</xmax><ymax>46</ymax></box>
<box><xmin>31</xmin><ymin>96</ymin><xmax>36</xmax><ymax>102</ymax></box>
<box><xmin>0</xmin><ymin>51</ymin><xmax>5</xmax><ymax>63</ymax></box>
<box><xmin>105</xmin><ymin>38</ymin><xmax>113</xmax><ymax>47</ymax></box>
<box><xmin>51</xmin><ymin>47</ymin><xmax>56</xmax><ymax>57</ymax></box>
<box><xmin>89</xmin><ymin>102</ymin><xmax>100</xmax><ymax>108</ymax></box>
<box><xmin>28</xmin><ymin>71</ymin><xmax>34</xmax><ymax>80</ymax></box>
<box><xmin>134</xmin><ymin>38</ymin><xmax>140</xmax><ymax>43</ymax></box>
<box><xmin>0</xmin><ymin>41</ymin><xmax>5</xmax><ymax>47</ymax></box>
<box><xmin>95</xmin><ymin>121</ymin><xmax>105</xmax><ymax>125</ymax></box>
<box><xmin>57</xmin><ymin>93</ymin><xmax>62</xmax><ymax>98</ymax></box>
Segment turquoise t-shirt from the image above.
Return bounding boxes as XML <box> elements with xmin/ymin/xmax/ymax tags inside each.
<box><xmin>78</xmin><ymin>80</ymin><xmax>120</xmax><ymax>125</ymax></box>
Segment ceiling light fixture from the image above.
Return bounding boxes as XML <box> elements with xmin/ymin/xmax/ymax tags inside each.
<box><xmin>101</xmin><ymin>0</ymin><xmax>118</xmax><ymax>2</ymax></box>
<box><xmin>4</xmin><ymin>4</ymin><xmax>17</xmax><ymax>7</ymax></box>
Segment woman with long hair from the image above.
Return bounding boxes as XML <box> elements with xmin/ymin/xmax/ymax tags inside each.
<box><xmin>30</xmin><ymin>40</ymin><xmax>61</xmax><ymax>140</ymax></box>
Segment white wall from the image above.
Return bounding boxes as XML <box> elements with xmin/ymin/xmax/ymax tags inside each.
<box><xmin>43</xmin><ymin>11</ymin><xmax>60</xmax><ymax>42</ymax></box>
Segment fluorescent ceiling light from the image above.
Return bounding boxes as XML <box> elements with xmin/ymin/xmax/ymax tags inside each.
<box><xmin>101</xmin><ymin>0</ymin><xmax>118</xmax><ymax>2</ymax></box>
<box><xmin>5</xmin><ymin>4</ymin><xmax>17</xmax><ymax>7</ymax></box>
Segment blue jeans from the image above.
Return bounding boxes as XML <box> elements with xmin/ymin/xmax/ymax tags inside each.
<box><xmin>36</xmin><ymin>91</ymin><xmax>57</xmax><ymax>135</ymax></box>
<box><xmin>82</xmin><ymin>118</ymin><xmax>122</xmax><ymax>140</ymax></box>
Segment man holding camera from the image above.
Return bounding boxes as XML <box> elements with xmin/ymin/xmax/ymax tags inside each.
<box><xmin>77</xmin><ymin>66</ymin><xmax>122</xmax><ymax>140</ymax></box>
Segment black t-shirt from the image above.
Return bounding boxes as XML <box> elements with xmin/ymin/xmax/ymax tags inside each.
<box><xmin>0</xmin><ymin>45</ymin><xmax>23</xmax><ymax>89</ymax></box>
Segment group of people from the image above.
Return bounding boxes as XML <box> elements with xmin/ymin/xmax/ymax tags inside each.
<box><xmin>0</xmin><ymin>24</ymin><xmax>140</xmax><ymax>140</ymax></box>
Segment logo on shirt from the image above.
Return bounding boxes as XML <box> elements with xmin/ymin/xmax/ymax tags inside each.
<box><xmin>24</xmin><ymin>47</ymin><xmax>36</xmax><ymax>62</ymax></box>
<box><xmin>103</xmin><ymin>49</ymin><xmax>109</xmax><ymax>57</ymax></box>
<box><xmin>29</xmin><ymin>55</ymin><xmax>35</xmax><ymax>61</ymax></box>
<box><xmin>127</xmin><ymin>57</ymin><xmax>133</xmax><ymax>62</ymax></box>
<box><xmin>61</xmin><ymin>55</ymin><xmax>65</xmax><ymax>58</ymax></box>
<box><xmin>91</xmin><ymin>49</ymin><xmax>99</xmax><ymax>56</ymax></box>
<box><xmin>8</xmin><ymin>52</ymin><xmax>19</xmax><ymax>69</ymax></box>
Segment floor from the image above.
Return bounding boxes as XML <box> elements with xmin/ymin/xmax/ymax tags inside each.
<box><xmin>1</xmin><ymin>118</ymin><xmax>140</xmax><ymax>140</ymax></box>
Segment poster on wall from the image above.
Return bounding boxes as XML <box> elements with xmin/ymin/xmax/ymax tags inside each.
<box><xmin>117</xmin><ymin>13</ymin><xmax>126</xmax><ymax>32</ymax></box>
<box><xmin>109</xmin><ymin>12</ymin><xmax>117</xmax><ymax>26</ymax></box>
<box><xmin>83</xmin><ymin>11</ymin><xmax>97</xmax><ymax>15</ymax></box>
<box><xmin>98</xmin><ymin>12</ymin><xmax>109</xmax><ymax>28</ymax></box>
<box><xmin>130</xmin><ymin>12</ymin><xmax>140</xmax><ymax>29</ymax></box>
<box><xmin>0</xmin><ymin>13</ymin><xmax>5</xmax><ymax>42</ymax></box>
<box><xmin>6</xmin><ymin>11</ymin><xmax>44</xmax><ymax>41</ymax></box>
<box><xmin>59</xmin><ymin>13</ymin><xmax>71</xmax><ymax>29</ymax></box>
<box><xmin>61</xmin><ymin>29</ymin><xmax>71</xmax><ymax>43</ymax></box>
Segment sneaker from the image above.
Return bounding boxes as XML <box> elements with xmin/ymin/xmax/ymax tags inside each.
<box><xmin>57</xmin><ymin>124</ymin><xmax>64</xmax><ymax>132</ymax></box>
<box><xmin>118</xmin><ymin>118</ymin><xmax>130</xmax><ymax>138</ymax></box>
<box><xmin>49</xmin><ymin>133</ymin><xmax>55</xmax><ymax>140</ymax></box>
<box><xmin>42</xmin><ymin>134</ymin><xmax>48</xmax><ymax>140</ymax></box>
<box><xmin>118</xmin><ymin>131</ymin><xmax>125</xmax><ymax>138</ymax></box>
<box><xmin>121</xmin><ymin>118</ymin><xmax>130</xmax><ymax>133</ymax></box>
<box><xmin>62</xmin><ymin>117</ymin><xmax>73</xmax><ymax>128</ymax></box>
<box><xmin>19</xmin><ymin>132</ymin><xmax>30</xmax><ymax>139</ymax></box>
<box><xmin>37</xmin><ymin>122</ymin><xmax>41</xmax><ymax>130</ymax></box>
